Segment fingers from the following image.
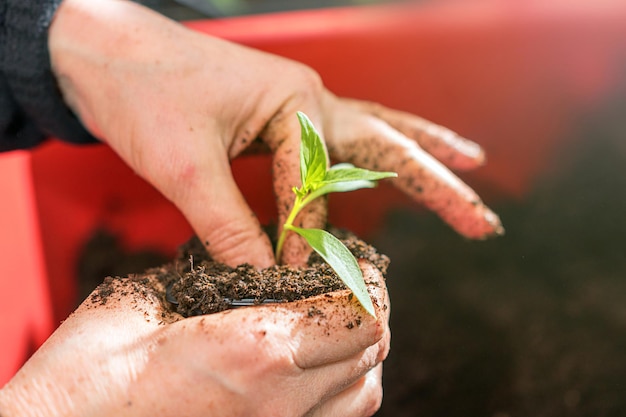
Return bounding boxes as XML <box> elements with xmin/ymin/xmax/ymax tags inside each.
<box><xmin>327</xmin><ymin>109</ymin><xmax>503</xmax><ymax>239</ymax></box>
<box><xmin>308</xmin><ymin>364</ymin><xmax>384</xmax><ymax>417</ymax></box>
<box><xmin>344</xmin><ymin>98</ymin><xmax>485</xmax><ymax>171</ymax></box>
<box><xmin>176</xmin><ymin>151</ymin><xmax>275</xmax><ymax>269</ymax></box>
<box><xmin>261</xmin><ymin>108</ymin><xmax>328</xmax><ymax>265</ymax></box>
<box><xmin>175</xmin><ymin>259</ymin><xmax>389</xmax><ymax>415</ymax></box>
<box><xmin>286</xmin><ymin>259</ymin><xmax>390</xmax><ymax>369</ymax></box>
<box><xmin>94</xmin><ymin>261</ymin><xmax>389</xmax><ymax>416</ymax></box>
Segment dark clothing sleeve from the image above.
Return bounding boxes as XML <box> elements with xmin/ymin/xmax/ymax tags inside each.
<box><xmin>0</xmin><ymin>0</ymin><xmax>97</xmax><ymax>152</ymax></box>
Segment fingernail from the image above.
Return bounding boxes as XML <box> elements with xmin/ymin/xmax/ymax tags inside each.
<box><xmin>484</xmin><ymin>209</ymin><xmax>505</xmax><ymax>237</ymax></box>
<box><xmin>462</xmin><ymin>139</ymin><xmax>486</xmax><ymax>165</ymax></box>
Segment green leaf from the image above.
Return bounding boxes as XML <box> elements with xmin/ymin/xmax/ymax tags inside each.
<box><xmin>299</xmin><ymin>164</ymin><xmax>396</xmax><ymax>204</ymax></box>
<box><xmin>324</xmin><ymin>165</ymin><xmax>397</xmax><ymax>184</ymax></box>
<box><xmin>297</xmin><ymin>112</ymin><xmax>327</xmax><ymax>191</ymax></box>
<box><xmin>286</xmin><ymin>226</ymin><xmax>376</xmax><ymax>317</ymax></box>
<box><xmin>305</xmin><ymin>180</ymin><xmax>377</xmax><ymax>205</ymax></box>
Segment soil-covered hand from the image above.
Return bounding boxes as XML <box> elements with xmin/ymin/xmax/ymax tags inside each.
<box><xmin>0</xmin><ymin>261</ymin><xmax>390</xmax><ymax>417</ymax></box>
<box><xmin>49</xmin><ymin>0</ymin><xmax>503</xmax><ymax>268</ymax></box>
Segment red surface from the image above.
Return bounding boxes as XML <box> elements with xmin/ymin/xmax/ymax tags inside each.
<box><xmin>2</xmin><ymin>0</ymin><xmax>626</xmax><ymax>386</ymax></box>
<box><xmin>0</xmin><ymin>152</ymin><xmax>53</xmax><ymax>386</ymax></box>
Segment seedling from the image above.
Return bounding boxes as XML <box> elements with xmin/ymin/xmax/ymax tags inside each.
<box><xmin>275</xmin><ymin>112</ymin><xmax>397</xmax><ymax>317</ymax></box>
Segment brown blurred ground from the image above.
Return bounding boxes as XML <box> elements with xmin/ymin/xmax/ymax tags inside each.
<box><xmin>374</xmin><ymin>90</ymin><xmax>626</xmax><ymax>417</ymax></box>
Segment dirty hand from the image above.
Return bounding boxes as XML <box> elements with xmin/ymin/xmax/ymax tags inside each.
<box><xmin>49</xmin><ymin>0</ymin><xmax>503</xmax><ymax>268</ymax></box>
<box><xmin>0</xmin><ymin>261</ymin><xmax>390</xmax><ymax>417</ymax></box>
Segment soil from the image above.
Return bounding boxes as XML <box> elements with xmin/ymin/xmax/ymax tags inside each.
<box><xmin>79</xmin><ymin>227</ymin><xmax>389</xmax><ymax>317</ymax></box>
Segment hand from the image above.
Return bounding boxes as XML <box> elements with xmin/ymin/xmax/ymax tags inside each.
<box><xmin>48</xmin><ymin>0</ymin><xmax>502</xmax><ymax>268</ymax></box>
<box><xmin>0</xmin><ymin>260</ymin><xmax>390</xmax><ymax>417</ymax></box>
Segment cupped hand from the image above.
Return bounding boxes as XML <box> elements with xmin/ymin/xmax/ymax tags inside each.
<box><xmin>0</xmin><ymin>260</ymin><xmax>389</xmax><ymax>417</ymax></box>
<box><xmin>49</xmin><ymin>0</ymin><xmax>502</xmax><ymax>268</ymax></box>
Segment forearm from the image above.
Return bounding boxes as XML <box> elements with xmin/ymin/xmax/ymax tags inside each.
<box><xmin>48</xmin><ymin>0</ymin><xmax>212</xmax><ymax>142</ymax></box>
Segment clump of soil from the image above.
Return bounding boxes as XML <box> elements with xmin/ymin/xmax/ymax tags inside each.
<box><xmin>79</xmin><ymin>227</ymin><xmax>389</xmax><ymax>317</ymax></box>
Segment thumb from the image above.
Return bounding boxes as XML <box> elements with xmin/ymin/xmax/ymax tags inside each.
<box><xmin>176</xmin><ymin>157</ymin><xmax>275</xmax><ymax>269</ymax></box>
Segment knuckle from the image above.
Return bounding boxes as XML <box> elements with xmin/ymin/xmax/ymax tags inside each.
<box><xmin>346</xmin><ymin>374</ymin><xmax>384</xmax><ymax>417</ymax></box>
<box><xmin>295</xmin><ymin>65</ymin><xmax>324</xmax><ymax>93</ymax></box>
<box><xmin>255</xmin><ymin>326</ymin><xmax>303</xmax><ymax>373</ymax></box>
<box><xmin>166</xmin><ymin>162</ymin><xmax>200</xmax><ymax>201</ymax></box>
<box><xmin>260</xmin><ymin>345</ymin><xmax>297</xmax><ymax>374</ymax></box>
<box><xmin>204</xmin><ymin>218</ymin><xmax>260</xmax><ymax>262</ymax></box>
<box><xmin>359</xmin><ymin>368</ymin><xmax>384</xmax><ymax>417</ymax></box>
<box><xmin>356</xmin><ymin>346</ymin><xmax>381</xmax><ymax>378</ymax></box>
<box><xmin>287</xmin><ymin>64</ymin><xmax>324</xmax><ymax>101</ymax></box>
<box><xmin>376</xmin><ymin>329</ymin><xmax>391</xmax><ymax>363</ymax></box>
<box><xmin>363</xmin><ymin>382</ymin><xmax>384</xmax><ymax>417</ymax></box>
<box><xmin>235</xmin><ymin>328</ymin><xmax>299</xmax><ymax>379</ymax></box>
<box><xmin>360</xmin><ymin>99</ymin><xmax>386</xmax><ymax>117</ymax></box>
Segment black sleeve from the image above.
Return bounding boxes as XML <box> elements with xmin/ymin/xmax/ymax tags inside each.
<box><xmin>0</xmin><ymin>0</ymin><xmax>97</xmax><ymax>152</ymax></box>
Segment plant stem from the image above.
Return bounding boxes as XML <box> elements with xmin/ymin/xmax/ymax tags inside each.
<box><xmin>275</xmin><ymin>195</ymin><xmax>304</xmax><ymax>262</ymax></box>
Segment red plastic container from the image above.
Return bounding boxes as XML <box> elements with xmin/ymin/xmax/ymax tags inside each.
<box><xmin>1</xmin><ymin>0</ymin><xmax>625</xmax><ymax>386</ymax></box>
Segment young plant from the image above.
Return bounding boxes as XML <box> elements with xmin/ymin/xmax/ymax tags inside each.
<box><xmin>275</xmin><ymin>112</ymin><xmax>397</xmax><ymax>317</ymax></box>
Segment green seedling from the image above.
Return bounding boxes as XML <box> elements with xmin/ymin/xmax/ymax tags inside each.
<box><xmin>275</xmin><ymin>112</ymin><xmax>397</xmax><ymax>317</ymax></box>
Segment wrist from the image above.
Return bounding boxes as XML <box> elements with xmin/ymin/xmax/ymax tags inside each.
<box><xmin>48</xmin><ymin>0</ymin><xmax>193</xmax><ymax>140</ymax></box>
<box><xmin>47</xmin><ymin>0</ymin><xmax>114</xmax><ymax>137</ymax></box>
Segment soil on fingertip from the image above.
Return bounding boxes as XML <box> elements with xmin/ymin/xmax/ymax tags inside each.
<box><xmin>79</xmin><ymin>227</ymin><xmax>389</xmax><ymax>317</ymax></box>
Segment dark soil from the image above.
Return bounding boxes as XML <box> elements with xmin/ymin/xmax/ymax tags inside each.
<box><xmin>79</xmin><ymin>228</ymin><xmax>389</xmax><ymax>317</ymax></box>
